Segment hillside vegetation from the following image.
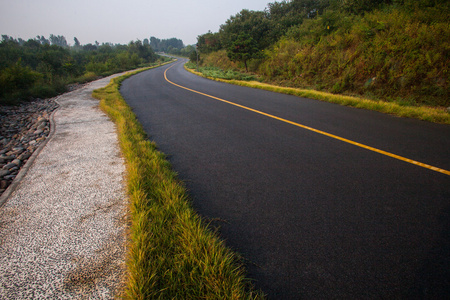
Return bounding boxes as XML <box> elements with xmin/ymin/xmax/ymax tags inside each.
<box><xmin>196</xmin><ymin>0</ymin><xmax>449</xmax><ymax>108</ymax></box>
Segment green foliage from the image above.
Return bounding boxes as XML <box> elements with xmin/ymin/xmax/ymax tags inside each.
<box><xmin>186</xmin><ymin>63</ymin><xmax>257</xmax><ymax>81</ymax></box>
<box><xmin>189</xmin><ymin>49</ymin><xmax>198</xmax><ymax>63</ymax></box>
<box><xmin>0</xmin><ymin>59</ymin><xmax>42</xmax><ymax>102</ymax></box>
<box><xmin>196</xmin><ymin>0</ymin><xmax>450</xmax><ymax>108</ymax></box>
<box><xmin>333</xmin><ymin>0</ymin><xmax>392</xmax><ymax>14</ymax></box>
<box><xmin>261</xmin><ymin>5</ymin><xmax>450</xmax><ymax>106</ymax></box>
<box><xmin>197</xmin><ymin>31</ymin><xmax>222</xmax><ymax>54</ymax></box>
<box><xmin>202</xmin><ymin>50</ymin><xmax>239</xmax><ymax>70</ymax></box>
<box><xmin>0</xmin><ymin>35</ymin><xmax>159</xmax><ymax>104</ymax></box>
<box><xmin>164</xmin><ymin>44</ymin><xmax>196</xmax><ymax>58</ymax></box>
<box><xmin>149</xmin><ymin>36</ymin><xmax>184</xmax><ymax>52</ymax></box>
<box><xmin>227</xmin><ymin>33</ymin><xmax>261</xmax><ymax>72</ymax></box>
<box><xmin>220</xmin><ymin>9</ymin><xmax>273</xmax><ymax>50</ymax></box>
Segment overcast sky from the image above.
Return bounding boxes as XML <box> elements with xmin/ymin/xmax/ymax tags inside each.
<box><xmin>0</xmin><ymin>0</ymin><xmax>270</xmax><ymax>46</ymax></box>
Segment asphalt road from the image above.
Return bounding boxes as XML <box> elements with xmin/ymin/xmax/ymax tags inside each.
<box><xmin>120</xmin><ymin>59</ymin><xmax>450</xmax><ymax>299</ymax></box>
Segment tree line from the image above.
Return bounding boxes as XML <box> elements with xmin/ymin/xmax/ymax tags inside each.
<box><xmin>0</xmin><ymin>35</ymin><xmax>184</xmax><ymax>104</ymax></box>
<box><xmin>147</xmin><ymin>36</ymin><xmax>196</xmax><ymax>58</ymax></box>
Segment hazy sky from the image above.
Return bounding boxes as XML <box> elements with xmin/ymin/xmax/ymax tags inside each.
<box><xmin>0</xmin><ymin>0</ymin><xmax>270</xmax><ymax>46</ymax></box>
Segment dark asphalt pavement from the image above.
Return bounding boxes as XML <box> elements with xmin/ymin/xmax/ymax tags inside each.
<box><xmin>120</xmin><ymin>59</ymin><xmax>450</xmax><ymax>299</ymax></box>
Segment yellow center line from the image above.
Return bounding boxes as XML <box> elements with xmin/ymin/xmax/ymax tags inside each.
<box><xmin>164</xmin><ymin>63</ymin><xmax>450</xmax><ymax>176</ymax></box>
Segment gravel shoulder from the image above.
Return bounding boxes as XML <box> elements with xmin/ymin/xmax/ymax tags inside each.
<box><xmin>0</xmin><ymin>75</ymin><xmax>128</xmax><ymax>299</ymax></box>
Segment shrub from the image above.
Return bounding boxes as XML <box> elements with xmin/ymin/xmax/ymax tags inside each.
<box><xmin>0</xmin><ymin>60</ymin><xmax>42</xmax><ymax>97</ymax></box>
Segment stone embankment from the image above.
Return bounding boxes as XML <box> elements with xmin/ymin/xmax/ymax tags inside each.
<box><xmin>0</xmin><ymin>98</ymin><xmax>59</xmax><ymax>195</ymax></box>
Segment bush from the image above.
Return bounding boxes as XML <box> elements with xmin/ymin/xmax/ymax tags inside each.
<box><xmin>29</xmin><ymin>84</ymin><xmax>56</xmax><ymax>99</ymax></box>
<box><xmin>0</xmin><ymin>60</ymin><xmax>42</xmax><ymax>96</ymax></box>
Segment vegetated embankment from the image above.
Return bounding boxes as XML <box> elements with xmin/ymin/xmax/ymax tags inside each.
<box><xmin>196</xmin><ymin>1</ymin><xmax>449</xmax><ymax>124</ymax></box>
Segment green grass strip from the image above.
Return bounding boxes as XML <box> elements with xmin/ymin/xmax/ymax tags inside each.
<box><xmin>92</xmin><ymin>61</ymin><xmax>263</xmax><ymax>299</ymax></box>
<box><xmin>185</xmin><ymin>65</ymin><xmax>450</xmax><ymax>125</ymax></box>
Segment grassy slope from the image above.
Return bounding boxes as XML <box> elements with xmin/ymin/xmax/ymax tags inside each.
<box><xmin>185</xmin><ymin>64</ymin><xmax>450</xmax><ymax>124</ymax></box>
<box><xmin>92</xmin><ymin>62</ymin><xmax>263</xmax><ymax>299</ymax></box>
<box><xmin>260</xmin><ymin>6</ymin><xmax>449</xmax><ymax>108</ymax></box>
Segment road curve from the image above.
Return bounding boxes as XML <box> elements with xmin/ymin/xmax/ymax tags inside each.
<box><xmin>120</xmin><ymin>59</ymin><xmax>450</xmax><ymax>299</ymax></box>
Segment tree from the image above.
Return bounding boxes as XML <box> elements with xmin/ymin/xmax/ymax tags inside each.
<box><xmin>83</xmin><ymin>43</ymin><xmax>97</xmax><ymax>51</ymax></box>
<box><xmin>189</xmin><ymin>49</ymin><xmax>198</xmax><ymax>63</ymax></box>
<box><xmin>197</xmin><ymin>31</ymin><xmax>222</xmax><ymax>53</ymax></box>
<box><xmin>220</xmin><ymin>9</ymin><xmax>273</xmax><ymax>50</ymax></box>
<box><xmin>36</xmin><ymin>35</ymin><xmax>50</xmax><ymax>45</ymax></box>
<box><xmin>128</xmin><ymin>40</ymin><xmax>156</xmax><ymax>63</ymax></box>
<box><xmin>73</xmin><ymin>37</ymin><xmax>81</xmax><ymax>48</ymax></box>
<box><xmin>150</xmin><ymin>36</ymin><xmax>160</xmax><ymax>51</ymax></box>
<box><xmin>227</xmin><ymin>33</ymin><xmax>260</xmax><ymax>72</ymax></box>
<box><xmin>331</xmin><ymin>0</ymin><xmax>393</xmax><ymax>14</ymax></box>
<box><xmin>149</xmin><ymin>36</ymin><xmax>184</xmax><ymax>53</ymax></box>
<box><xmin>49</xmin><ymin>34</ymin><xmax>68</xmax><ymax>47</ymax></box>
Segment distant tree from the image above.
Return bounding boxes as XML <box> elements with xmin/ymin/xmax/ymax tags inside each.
<box><xmin>36</xmin><ymin>35</ymin><xmax>50</xmax><ymax>45</ymax></box>
<box><xmin>2</xmin><ymin>35</ymin><xmax>15</xmax><ymax>42</ymax></box>
<box><xmin>227</xmin><ymin>33</ymin><xmax>260</xmax><ymax>71</ymax></box>
<box><xmin>83</xmin><ymin>43</ymin><xmax>97</xmax><ymax>51</ymax></box>
<box><xmin>23</xmin><ymin>39</ymin><xmax>41</xmax><ymax>53</ymax></box>
<box><xmin>150</xmin><ymin>36</ymin><xmax>160</xmax><ymax>51</ymax></box>
<box><xmin>143</xmin><ymin>38</ymin><xmax>149</xmax><ymax>46</ymax></box>
<box><xmin>181</xmin><ymin>44</ymin><xmax>196</xmax><ymax>57</ymax></box>
<box><xmin>49</xmin><ymin>34</ymin><xmax>68</xmax><ymax>47</ymax></box>
<box><xmin>73</xmin><ymin>37</ymin><xmax>81</xmax><ymax>48</ymax></box>
<box><xmin>128</xmin><ymin>39</ymin><xmax>156</xmax><ymax>62</ymax></box>
<box><xmin>149</xmin><ymin>36</ymin><xmax>184</xmax><ymax>53</ymax></box>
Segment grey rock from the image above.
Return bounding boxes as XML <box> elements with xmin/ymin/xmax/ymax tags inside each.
<box><xmin>1</xmin><ymin>97</ymin><xmax>58</xmax><ymax>197</ymax></box>
<box><xmin>0</xmin><ymin>155</ymin><xmax>15</xmax><ymax>161</ymax></box>
<box><xmin>0</xmin><ymin>169</ymin><xmax>10</xmax><ymax>176</ymax></box>
<box><xmin>3</xmin><ymin>163</ymin><xmax>16</xmax><ymax>170</ymax></box>
<box><xmin>13</xmin><ymin>147</ymin><xmax>24</xmax><ymax>155</ymax></box>
<box><xmin>18</xmin><ymin>152</ymin><xmax>31</xmax><ymax>160</ymax></box>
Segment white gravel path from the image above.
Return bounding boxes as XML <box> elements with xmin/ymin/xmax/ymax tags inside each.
<box><xmin>0</xmin><ymin>75</ymin><xmax>128</xmax><ymax>299</ymax></box>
